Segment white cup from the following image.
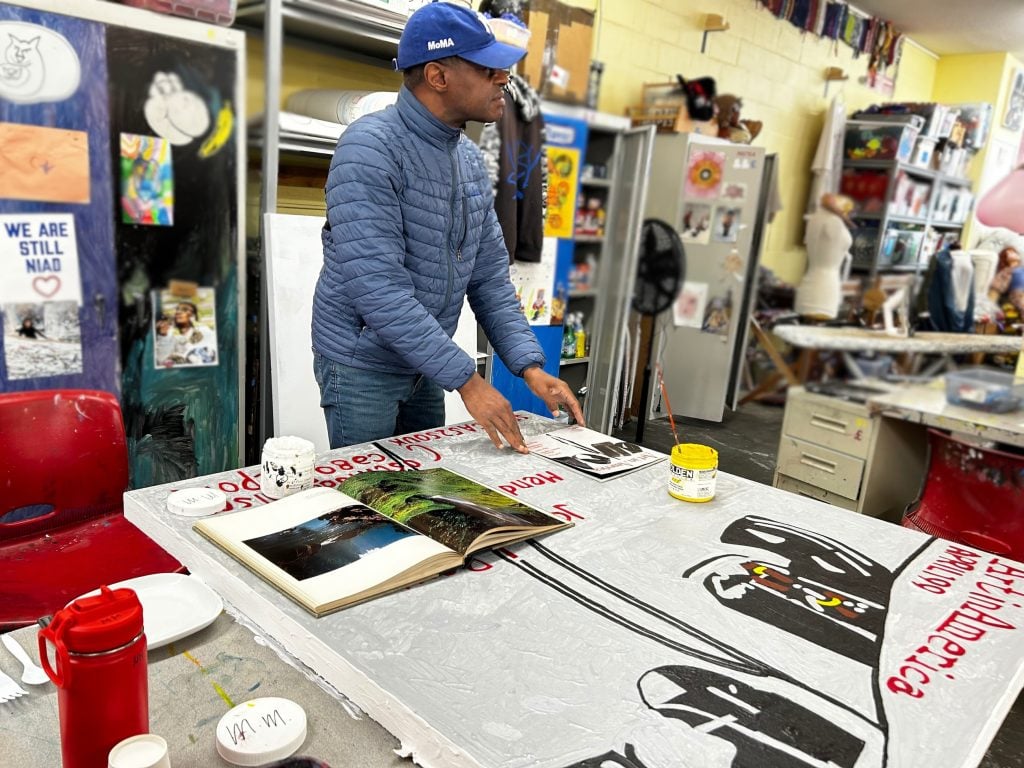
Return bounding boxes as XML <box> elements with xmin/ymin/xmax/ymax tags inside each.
<box><xmin>260</xmin><ymin>436</ymin><xmax>316</xmax><ymax>499</ymax></box>
<box><xmin>108</xmin><ymin>733</ymin><xmax>170</xmax><ymax>768</ymax></box>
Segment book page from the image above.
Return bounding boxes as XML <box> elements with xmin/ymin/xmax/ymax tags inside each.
<box><xmin>340</xmin><ymin>467</ymin><xmax>566</xmax><ymax>556</ymax></box>
<box><xmin>525</xmin><ymin>425</ymin><xmax>667</xmax><ymax>481</ymax></box>
<box><xmin>194</xmin><ymin>486</ymin><xmax>453</xmax><ymax>613</ymax></box>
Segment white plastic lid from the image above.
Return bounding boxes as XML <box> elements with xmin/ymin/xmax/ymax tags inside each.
<box><xmin>167</xmin><ymin>487</ymin><xmax>227</xmax><ymax>517</ymax></box>
<box><xmin>108</xmin><ymin>733</ymin><xmax>169</xmax><ymax>768</ymax></box>
<box><xmin>215</xmin><ymin>697</ymin><xmax>307</xmax><ymax>766</ymax></box>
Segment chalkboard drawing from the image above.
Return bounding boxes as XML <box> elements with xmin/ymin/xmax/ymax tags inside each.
<box><xmin>0</xmin><ymin>22</ymin><xmax>80</xmax><ymax>104</ymax></box>
<box><xmin>2</xmin><ymin>300</ymin><xmax>82</xmax><ymax>380</ymax></box>
<box><xmin>0</xmin><ymin>122</ymin><xmax>90</xmax><ymax>204</ymax></box>
<box><xmin>120</xmin><ymin>133</ymin><xmax>173</xmax><ymax>226</ymax></box>
<box><xmin>152</xmin><ymin>286</ymin><xmax>218</xmax><ymax>368</ymax></box>
<box><xmin>144</xmin><ymin>71</ymin><xmax>211</xmax><ymax>146</ymax></box>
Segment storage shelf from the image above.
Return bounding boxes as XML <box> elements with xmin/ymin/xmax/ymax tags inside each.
<box><xmin>236</xmin><ymin>0</ymin><xmax>405</xmax><ymax>61</ymax></box>
<box><xmin>581</xmin><ymin>178</ymin><xmax>613</xmax><ymax>188</ymax></box>
<box><xmin>569</xmin><ymin>288</ymin><xmax>597</xmax><ymax>298</ymax></box>
<box><xmin>931</xmin><ymin>220</ymin><xmax>969</xmax><ymax>230</ymax></box>
<box><xmin>887</xmin><ymin>214</ymin><xmax>929</xmax><ymax>226</ymax></box>
<box><xmin>844</xmin><ymin>158</ymin><xmax>970</xmax><ymax>187</ymax></box>
<box><xmin>575</xmin><ymin>234</ymin><xmax>604</xmax><ymax>243</ymax></box>
<box><xmin>559</xmin><ymin>356</ymin><xmax>590</xmax><ymax>366</ymax></box>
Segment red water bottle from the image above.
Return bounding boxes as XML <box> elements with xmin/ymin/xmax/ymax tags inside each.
<box><xmin>39</xmin><ymin>586</ymin><xmax>149</xmax><ymax>768</ymax></box>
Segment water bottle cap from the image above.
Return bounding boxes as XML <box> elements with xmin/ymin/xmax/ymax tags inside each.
<box><xmin>53</xmin><ymin>586</ymin><xmax>145</xmax><ymax>653</ymax></box>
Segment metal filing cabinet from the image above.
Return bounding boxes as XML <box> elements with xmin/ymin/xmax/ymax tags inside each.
<box><xmin>773</xmin><ymin>386</ymin><xmax>927</xmax><ymax>520</ymax></box>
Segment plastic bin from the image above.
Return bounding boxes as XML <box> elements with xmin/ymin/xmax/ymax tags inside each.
<box><xmin>844</xmin><ymin>120</ymin><xmax>919</xmax><ymax>163</ymax></box>
<box><xmin>944</xmin><ymin>367</ymin><xmax>1024</xmax><ymax>413</ymax></box>
<box><xmin>121</xmin><ymin>0</ymin><xmax>237</xmax><ymax>26</ymax></box>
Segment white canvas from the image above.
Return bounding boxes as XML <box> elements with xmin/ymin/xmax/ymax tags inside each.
<box><xmin>125</xmin><ymin>416</ymin><xmax>1024</xmax><ymax>768</ymax></box>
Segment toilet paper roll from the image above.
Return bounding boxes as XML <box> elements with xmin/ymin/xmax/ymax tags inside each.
<box><xmin>260</xmin><ymin>436</ymin><xmax>316</xmax><ymax>499</ymax></box>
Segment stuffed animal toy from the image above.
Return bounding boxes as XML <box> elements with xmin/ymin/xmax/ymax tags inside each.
<box><xmin>713</xmin><ymin>94</ymin><xmax>762</xmax><ymax>144</ymax></box>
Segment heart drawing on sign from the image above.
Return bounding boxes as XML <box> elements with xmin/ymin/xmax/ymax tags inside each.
<box><xmin>33</xmin><ymin>275</ymin><xmax>61</xmax><ymax>298</ymax></box>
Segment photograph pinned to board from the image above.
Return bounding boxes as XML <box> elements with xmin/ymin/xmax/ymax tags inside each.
<box><xmin>702</xmin><ymin>290</ymin><xmax>732</xmax><ymax>336</ymax></box>
<box><xmin>684</xmin><ymin>149</ymin><xmax>725</xmax><ymax>199</ymax></box>
<box><xmin>680</xmin><ymin>202</ymin><xmax>711</xmax><ymax>243</ymax></box>
<box><xmin>673</xmin><ymin>281</ymin><xmax>708</xmax><ymax>328</ymax></box>
<box><xmin>1002</xmin><ymin>69</ymin><xmax>1024</xmax><ymax>131</ymax></box>
<box><xmin>525</xmin><ymin>425</ymin><xmax>666</xmax><ymax>481</ymax></box>
<box><xmin>511</xmin><ymin>237</ymin><xmax>557</xmax><ymax>325</ymax></box>
<box><xmin>712</xmin><ymin>206</ymin><xmax>742</xmax><ymax>243</ymax></box>
<box><xmin>152</xmin><ymin>285</ymin><xmax>219</xmax><ymax>368</ymax></box>
<box><xmin>722</xmin><ymin>181</ymin><xmax>747</xmax><ymax>202</ymax></box>
<box><xmin>0</xmin><ymin>122</ymin><xmax>90</xmax><ymax>204</ymax></box>
<box><xmin>2</xmin><ymin>300</ymin><xmax>82</xmax><ymax>380</ymax></box>
<box><xmin>120</xmin><ymin>133</ymin><xmax>174</xmax><ymax>226</ymax></box>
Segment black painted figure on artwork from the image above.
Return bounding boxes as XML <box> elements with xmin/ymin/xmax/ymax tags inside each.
<box><xmin>684</xmin><ymin>516</ymin><xmax>896</xmax><ymax>666</ymax></box>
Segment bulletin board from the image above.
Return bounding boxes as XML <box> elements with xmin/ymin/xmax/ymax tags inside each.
<box><xmin>0</xmin><ymin>0</ymin><xmax>245</xmax><ymax>485</ymax></box>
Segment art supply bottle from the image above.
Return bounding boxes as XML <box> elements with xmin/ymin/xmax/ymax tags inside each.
<box><xmin>668</xmin><ymin>443</ymin><xmax>718</xmax><ymax>502</ymax></box>
<box><xmin>574</xmin><ymin>314</ymin><xmax>587</xmax><ymax>358</ymax></box>
<box><xmin>39</xmin><ymin>586</ymin><xmax>149</xmax><ymax>768</ymax></box>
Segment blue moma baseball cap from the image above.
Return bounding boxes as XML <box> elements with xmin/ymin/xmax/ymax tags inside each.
<box><xmin>396</xmin><ymin>1</ymin><xmax>527</xmax><ymax>70</ymax></box>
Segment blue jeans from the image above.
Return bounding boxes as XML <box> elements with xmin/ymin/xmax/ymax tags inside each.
<box><xmin>313</xmin><ymin>353</ymin><xmax>446</xmax><ymax>449</ymax></box>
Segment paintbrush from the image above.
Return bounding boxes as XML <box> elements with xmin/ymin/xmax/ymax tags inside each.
<box><xmin>656</xmin><ymin>364</ymin><xmax>681</xmax><ymax>447</ymax></box>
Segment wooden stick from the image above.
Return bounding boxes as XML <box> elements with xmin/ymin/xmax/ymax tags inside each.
<box><xmin>656</xmin><ymin>364</ymin><xmax>681</xmax><ymax>446</ymax></box>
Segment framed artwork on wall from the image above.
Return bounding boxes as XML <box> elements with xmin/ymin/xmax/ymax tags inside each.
<box><xmin>1001</xmin><ymin>68</ymin><xmax>1024</xmax><ymax>131</ymax></box>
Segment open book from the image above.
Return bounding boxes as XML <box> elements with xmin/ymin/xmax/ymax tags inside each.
<box><xmin>526</xmin><ymin>425</ymin><xmax>667</xmax><ymax>481</ymax></box>
<box><xmin>193</xmin><ymin>467</ymin><xmax>570</xmax><ymax>616</ymax></box>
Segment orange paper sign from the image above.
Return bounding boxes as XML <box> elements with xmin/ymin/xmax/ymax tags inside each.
<box><xmin>0</xmin><ymin>122</ymin><xmax>90</xmax><ymax>204</ymax></box>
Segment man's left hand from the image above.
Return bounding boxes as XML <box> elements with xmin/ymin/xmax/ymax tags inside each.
<box><xmin>523</xmin><ymin>367</ymin><xmax>585</xmax><ymax>426</ymax></box>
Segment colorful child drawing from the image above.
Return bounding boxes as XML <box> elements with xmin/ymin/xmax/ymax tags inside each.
<box><xmin>120</xmin><ymin>133</ymin><xmax>173</xmax><ymax>226</ymax></box>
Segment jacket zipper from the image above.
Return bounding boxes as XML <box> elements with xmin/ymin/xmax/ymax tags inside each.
<box><xmin>444</xmin><ymin>145</ymin><xmax>460</xmax><ymax>312</ymax></box>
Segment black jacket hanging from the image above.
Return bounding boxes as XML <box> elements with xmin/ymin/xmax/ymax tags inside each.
<box><xmin>479</xmin><ymin>74</ymin><xmax>547</xmax><ymax>264</ymax></box>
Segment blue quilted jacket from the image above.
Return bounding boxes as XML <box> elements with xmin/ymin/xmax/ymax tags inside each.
<box><xmin>312</xmin><ymin>86</ymin><xmax>544</xmax><ymax>391</ymax></box>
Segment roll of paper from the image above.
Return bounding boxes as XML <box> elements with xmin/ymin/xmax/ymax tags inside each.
<box><xmin>284</xmin><ymin>89</ymin><xmax>398</xmax><ymax>125</ymax></box>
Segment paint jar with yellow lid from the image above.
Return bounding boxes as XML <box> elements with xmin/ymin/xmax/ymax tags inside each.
<box><xmin>668</xmin><ymin>443</ymin><xmax>718</xmax><ymax>502</ymax></box>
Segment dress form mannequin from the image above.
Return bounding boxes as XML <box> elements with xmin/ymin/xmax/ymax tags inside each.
<box><xmin>795</xmin><ymin>193</ymin><xmax>853</xmax><ymax>320</ymax></box>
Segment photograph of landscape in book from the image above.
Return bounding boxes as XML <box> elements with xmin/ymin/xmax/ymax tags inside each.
<box><xmin>242</xmin><ymin>503</ymin><xmax>416</xmax><ymax>581</ymax></box>
<box><xmin>340</xmin><ymin>468</ymin><xmax>558</xmax><ymax>555</ymax></box>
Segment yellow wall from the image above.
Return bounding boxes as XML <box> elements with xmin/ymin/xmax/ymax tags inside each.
<box><xmin>583</xmin><ymin>0</ymin><xmax>938</xmax><ymax>283</ymax></box>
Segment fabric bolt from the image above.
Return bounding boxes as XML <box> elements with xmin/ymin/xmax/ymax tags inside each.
<box><xmin>312</xmin><ymin>85</ymin><xmax>545</xmax><ymax>394</ymax></box>
<box><xmin>478</xmin><ymin>73</ymin><xmax>547</xmax><ymax>264</ymax></box>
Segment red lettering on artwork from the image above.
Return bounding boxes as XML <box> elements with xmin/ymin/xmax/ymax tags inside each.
<box><xmin>498</xmin><ymin>471</ymin><xmax>565</xmax><ymax>496</ymax></box>
<box><xmin>910</xmin><ymin>545</ymin><xmax>985</xmax><ymax>595</ymax></box>
<box><xmin>466</xmin><ymin>557</ymin><xmax>493</xmax><ymax>572</ymax></box>
<box><xmin>548</xmin><ymin>503</ymin><xmax>585</xmax><ymax>522</ymax></box>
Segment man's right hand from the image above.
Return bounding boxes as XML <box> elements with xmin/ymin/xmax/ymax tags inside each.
<box><xmin>458</xmin><ymin>373</ymin><xmax>529</xmax><ymax>454</ymax></box>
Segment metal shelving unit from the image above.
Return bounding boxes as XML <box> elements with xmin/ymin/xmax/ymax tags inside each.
<box><xmin>844</xmin><ymin>158</ymin><xmax>973</xmax><ymax>278</ymax></box>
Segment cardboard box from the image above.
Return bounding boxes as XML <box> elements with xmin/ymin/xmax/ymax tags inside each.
<box><xmin>520</xmin><ymin>0</ymin><xmax>594</xmax><ymax>105</ymax></box>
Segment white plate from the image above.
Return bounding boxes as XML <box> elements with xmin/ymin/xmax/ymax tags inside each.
<box><xmin>70</xmin><ymin>573</ymin><xmax>223</xmax><ymax>650</ymax></box>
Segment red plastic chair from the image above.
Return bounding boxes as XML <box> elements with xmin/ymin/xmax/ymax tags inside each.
<box><xmin>902</xmin><ymin>428</ymin><xmax>1024</xmax><ymax>560</ymax></box>
<box><xmin>0</xmin><ymin>390</ymin><xmax>183</xmax><ymax>631</ymax></box>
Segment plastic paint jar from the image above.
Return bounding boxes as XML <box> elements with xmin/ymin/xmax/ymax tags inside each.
<box><xmin>668</xmin><ymin>443</ymin><xmax>718</xmax><ymax>502</ymax></box>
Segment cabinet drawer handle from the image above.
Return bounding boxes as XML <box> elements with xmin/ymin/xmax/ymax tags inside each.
<box><xmin>800</xmin><ymin>453</ymin><xmax>837</xmax><ymax>473</ymax></box>
<box><xmin>810</xmin><ymin>413</ymin><xmax>848</xmax><ymax>433</ymax></box>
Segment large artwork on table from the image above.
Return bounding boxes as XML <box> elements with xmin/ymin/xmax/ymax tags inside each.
<box><xmin>153</xmin><ymin>429</ymin><xmax>1024</xmax><ymax>768</ymax></box>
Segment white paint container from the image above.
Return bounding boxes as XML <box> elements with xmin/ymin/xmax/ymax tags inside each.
<box><xmin>260</xmin><ymin>436</ymin><xmax>315</xmax><ymax>499</ymax></box>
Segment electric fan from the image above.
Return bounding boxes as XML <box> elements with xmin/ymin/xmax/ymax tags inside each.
<box><xmin>630</xmin><ymin>219</ymin><xmax>686</xmax><ymax>443</ymax></box>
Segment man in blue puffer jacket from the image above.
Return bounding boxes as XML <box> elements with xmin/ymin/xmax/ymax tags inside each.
<box><xmin>312</xmin><ymin>1</ymin><xmax>583</xmax><ymax>452</ymax></box>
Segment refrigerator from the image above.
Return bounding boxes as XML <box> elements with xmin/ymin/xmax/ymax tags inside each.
<box><xmin>643</xmin><ymin>133</ymin><xmax>775</xmax><ymax>422</ymax></box>
<box><xmin>0</xmin><ymin>0</ymin><xmax>245</xmax><ymax>485</ymax></box>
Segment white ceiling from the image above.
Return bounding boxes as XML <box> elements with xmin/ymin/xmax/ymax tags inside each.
<box><xmin>850</xmin><ymin>0</ymin><xmax>1024</xmax><ymax>62</ymax></box>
